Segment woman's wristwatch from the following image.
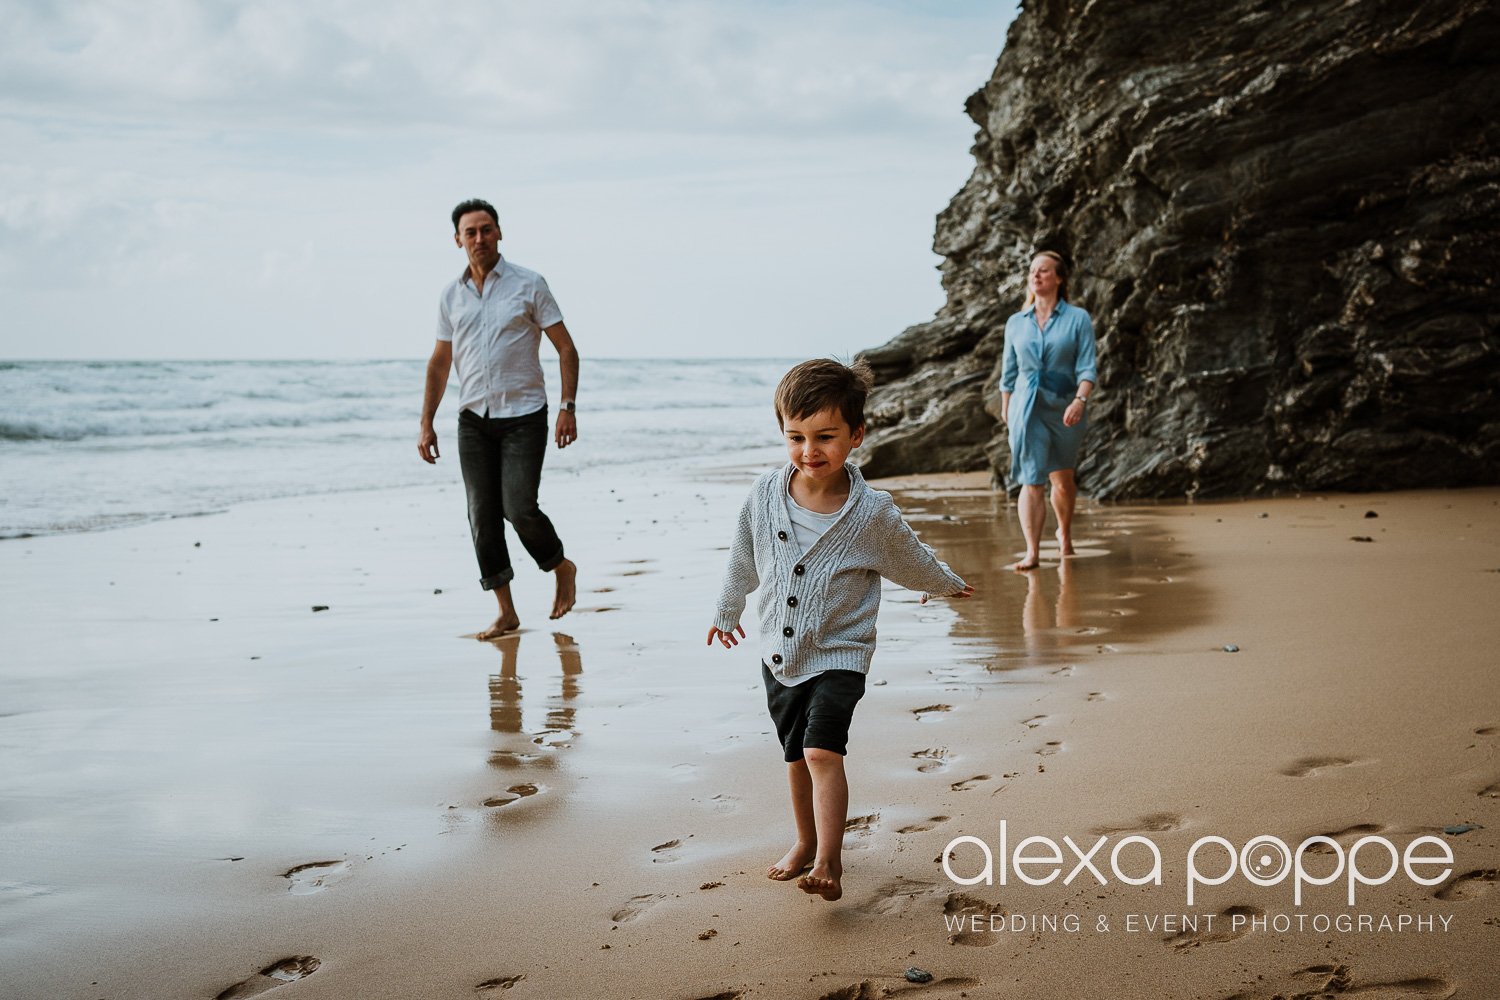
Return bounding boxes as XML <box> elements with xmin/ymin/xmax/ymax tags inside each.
<box><xmin>1074</xmin><ymin>395</ymin><xmax>1088</xmax><ymax>404</ymax></box>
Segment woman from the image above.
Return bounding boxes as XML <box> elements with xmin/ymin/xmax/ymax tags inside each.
<box><xmin>1000</xmin><ymin>251</ymin><xmax>1098</xmax><ymax>571</ymax></box>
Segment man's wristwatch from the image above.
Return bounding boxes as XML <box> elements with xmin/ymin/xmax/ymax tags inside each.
<box><xmin>560</xmin><ymin>401</ymin><xmax>576</xmax><ymax>413</ymax></box>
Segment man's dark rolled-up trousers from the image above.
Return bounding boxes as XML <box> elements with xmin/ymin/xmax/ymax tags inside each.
<box><xmin>456</xmin><ymin>406</ymin><xmax>565</xmax><ymax>590</ymax></box>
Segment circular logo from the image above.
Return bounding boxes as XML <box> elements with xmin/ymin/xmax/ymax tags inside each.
<box><xmin>1239</xmin><ymin>835</ymin><xmax>1292</xmax><ymax>884</ymax></box>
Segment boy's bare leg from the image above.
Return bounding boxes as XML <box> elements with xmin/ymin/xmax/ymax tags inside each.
<box><xmin>1049</xmin><ymin>469</ymin><xmax>1077</xmax><ymax>556</ymax></box>
<box><xmin>768</xmin><ymin>759</ymin><xmax>817</xmax><ymax>880</ymax></box>
<box><xmin>798</xmin><ymin>748</ymin><xmax>848</xmax><ymax>901</ymax></box>
<box><xmin>550</xmin><ymin>558</ymin><xmax>577</xmax><ymax>620</ymax></box>
<box><xmin>477</xmin><ymin>584</ymin><xmax>521</xmax><ymax>640</ymax></box>
<box><xmin>1015</xmin><ymin>484</ymin><xmax>1046</xmax><ymax>570</ymax></box>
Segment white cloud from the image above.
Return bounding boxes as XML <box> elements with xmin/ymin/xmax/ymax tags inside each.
<box><xmin>0</xmin><ymin>0</ymin><xmax>1019</xmax><ymax>359</ymax></box>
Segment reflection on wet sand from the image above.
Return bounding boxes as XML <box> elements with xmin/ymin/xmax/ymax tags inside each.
<box><xmin>888</xmin><ymin>487</ymin><xmax>1212</xmax><ymax>669</ymax></box>
<box><xmin>485</xmin><ymin>632</ymin><xmax>583</xmax><ymax>781</ymax></box>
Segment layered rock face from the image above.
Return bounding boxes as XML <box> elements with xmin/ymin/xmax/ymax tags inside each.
<box><xmin>859</xmin><ymin>0</ymin><xmax>1500</xmax><ymax>497</ymax></box>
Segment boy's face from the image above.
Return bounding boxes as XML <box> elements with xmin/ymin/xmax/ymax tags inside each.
<box><xmin>782</xmin><ymin>407</ymin><xmax>865</xmax><ymax>483</ymax></box>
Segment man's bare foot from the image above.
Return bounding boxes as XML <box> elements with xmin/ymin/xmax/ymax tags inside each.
<box><xmin>549</xmin><ymin>558</ymin><xmax>577</xmax><ymax>620</ymax></box>
<box><xmin>767</xmin><ymin>842</ymin><xmax>816</xmax><ymax>881</ymax></box>
<box><xmin>1055</xmin><ymin>530</ymin><xmax>1075</xmax><ymax>556</ymax></box>
<box><xmin>797</xmin><ymin>860</ymin><xmax>843</xmax><ymax>901</ymax></box>
<box><xmin>476</xmin><ymin>615</ymin><xmax>521</xmax><ymax>640</ymax></box>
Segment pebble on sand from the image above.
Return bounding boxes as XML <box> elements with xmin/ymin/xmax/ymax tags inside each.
<box><xmin>312</xmin><ymin>605</ymin><xmax>329</xmax><ymax>612</ymax></box>
<box><xmin>1350</xmin><ymin>536</ymin><xmax>1375</xmax><ymax>542</ymax></box>
<box><xmin>1443</xmin><ymin>823</ymin><xmax>1480</xmax><ymax>835</ymax></box>
<box><xmin>1364</xmin><ymin>510</ymin><xmax>1379</xmax><ymax>518</ymax></box>
<box><xmin>905</xmin><ymin>967</ymin><xmax>934</xmax><ymax>984</ymax></box>
<box><xmin>1222</xmin><ymin>644</ymin><xmax>1240</xmax><ymax>652</ymax></box>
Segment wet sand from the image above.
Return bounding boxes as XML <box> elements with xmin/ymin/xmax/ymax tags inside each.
<box><xmin>1</xmin><ymin>470</ymin><xmax>1497</xmax><ymax>999</ymax></box>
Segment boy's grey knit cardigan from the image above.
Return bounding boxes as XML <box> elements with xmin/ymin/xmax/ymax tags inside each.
<box><xmin>713</xmin><ymin>462</ymin><xmax>967</xmax><ymax>684</ymax></box>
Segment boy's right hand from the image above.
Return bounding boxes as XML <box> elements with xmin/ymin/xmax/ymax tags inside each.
<box><xmin>707</xmin><ymin>625</ymin><xmax>746</xmax><ymax>649</ymax></box>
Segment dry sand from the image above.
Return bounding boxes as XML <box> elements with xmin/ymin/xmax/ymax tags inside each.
<box><xmin>1</xmin><ymin>468</ymin><xmax>1497</xmax><ymax>1000</ymax></box>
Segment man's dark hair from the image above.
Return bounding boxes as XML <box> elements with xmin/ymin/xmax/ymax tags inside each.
<box><xmin>452</xmin><ymin>198</ymin><xmax>500</xmax><ymax>232</ymax></box>
<box><xmin>774</xmin><ymin>358</ymin><xmax>874</xmax><ymax>432</ymax></box>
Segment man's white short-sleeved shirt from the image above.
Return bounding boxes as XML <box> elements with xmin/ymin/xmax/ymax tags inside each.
<box><xmin>436</xmin><ymin>254</ymin><xmax>564</xmax><ymax>418</ymax></box>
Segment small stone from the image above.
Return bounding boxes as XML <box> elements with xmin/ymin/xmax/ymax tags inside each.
<box><xmin>1443</xmin><ymin>823</ymin><xmax>1480</xmax><ymax>835</ymax></box>
<box><xmin>1222</xmin><ymin>644</ymin><xmax>1240</xmax><ymax>653</ymax></box>
<box><xmin>905</xmin><ymin>967</ymin><xmax>934</xmax><ymax>984</ymax></box>
<box><xmin>1258</xmin><ymin>513</ymin><xmax>1269</xmax><ymax>518</ymax></box>
<box><xmin>1364</xmin><ymin>510</ymin><xmax>1378</xmax><ymax>518</ymax></box>
<box><xmin>699</xmin><ymin>881</ymin><xmax>724</xmax><ymax>890</ymax></box>
<box><xmin>193</xmin><ymin>541</ymin><xmax>201</xmax><ymax>547</ymax></box>
<box><xmin>1350</xmin><ymin>536</ymin><xmax>1374</xmax><ymax>543</ymax></box>
<box><xmin>697</xmin><ymin>928</ymin><xmax>718</xmax><ymax>940</ymax></box>
<box><xmin>311</xmin><ymin>605</ymin><xmax>329</xmax><ymax>612</ymax></box>
<box><xmin>873</xmin><ymin>679</ymin><xmax>888</xmax><ymax>686</ymax></box>
<box><xmin>433</xmin><ymin>588</ymin><xmax>443</xmax><ymax>594</ymax></box>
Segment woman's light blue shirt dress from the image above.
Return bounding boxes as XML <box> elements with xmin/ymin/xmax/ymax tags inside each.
<box><xmin>1000</xmin><ymin>299</ymin><xmax>1099</xmax><ymax>486</ymax></box>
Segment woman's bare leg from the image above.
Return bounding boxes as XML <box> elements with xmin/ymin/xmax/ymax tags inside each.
<box><xmin>1016</xmin><ymin>484</ymin><xmax>1046</xmax><ymax>570</ymax></box>
<box><xmin>1049</xmin><ymin>469</ymin><xmax>1077</xmax><ymax>556</ymax></box>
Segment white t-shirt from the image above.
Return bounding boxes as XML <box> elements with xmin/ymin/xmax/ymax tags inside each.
<box><xmin>786</xmin><ymin>493</ymin><xmax>842</xmax><ymax>555</ymax></box>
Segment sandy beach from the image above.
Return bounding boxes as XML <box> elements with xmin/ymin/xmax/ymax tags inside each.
<box><xmin>2</xmin><ymin>469</ymin><xmax>1498</xmax><ymax>1000</ymax></box>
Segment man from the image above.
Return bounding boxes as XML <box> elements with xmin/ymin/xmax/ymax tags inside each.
<box><xmin>418</xmin><ymin>198</ymin><xmax>579</xmax><ymax>637</ymax></box>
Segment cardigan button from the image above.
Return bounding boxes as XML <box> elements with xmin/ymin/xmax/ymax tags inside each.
<box><xmin>786</xmin><ymin>596</ymin><xmax>798</xmax><ymax>608</ymax></box>
<box><xmin>771</xmin><ymin>653</ymin><xmax>783</xmax><ymax>665</ymax></box>
<box><xmin>777</xmin><ymin>530</ymin><xmax>788</xmax><ymax>541</ymax></box>
<box><xmin>793</xmin><ymin>564</ymin><xmax>805</xmax><ymax>575</ymax></box>
<box><xmin>782</xmin><ymin>626</ymin><xmax>794</xmax><ymax>637</ymax></box>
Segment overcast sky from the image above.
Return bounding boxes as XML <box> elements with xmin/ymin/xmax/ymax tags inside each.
<box><xmin>1</xmin><ymin>0</ymin><xmax>1018</xmax><ymax>360</ymax></box>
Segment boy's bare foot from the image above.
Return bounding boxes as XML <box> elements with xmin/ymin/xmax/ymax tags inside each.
<box><xmin>797</xmin><ymin>860</ymin><xmax>843</xmax><ymax>901</ymax></box>
<box><xmin>767</xmin><ymin>843</ymin><xmax>816</xmax><ymax>881</ymax></box>
<box><xmin>1055</xmin><ymin>530</ymin><xmax>1075</xmax><ymax>556</ymax></box>
<box><xmin>550</xmin><ymin>558</ymin><xmax>577</xmax><ymax>620</ymax></box>
<box><xmin>476</xmin><ymin>615</ymin><xmax>521</xmax><ymax>640</ymax></box>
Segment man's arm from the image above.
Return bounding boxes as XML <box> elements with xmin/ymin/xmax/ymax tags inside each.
<box><xmin>544</xmin><ymin>321</ymin><xmax>579</xmax><ymax>449</ymax></box>
<box><xmin>418</xmin><ymin>340</ymin><xmax>453</xmax><ymax>464</ymax></box>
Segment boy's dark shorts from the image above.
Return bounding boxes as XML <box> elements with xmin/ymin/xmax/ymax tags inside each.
<box><xmin>763</xmin><ymin>664</ymin><xmax>867</xmax><ymax>763</ymax></box>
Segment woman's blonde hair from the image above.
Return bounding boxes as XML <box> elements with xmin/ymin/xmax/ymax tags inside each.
<box><xmin>1022</xmin><ymin>250</ymin><xmax>1070</xmax><ymax>308</ymax></box>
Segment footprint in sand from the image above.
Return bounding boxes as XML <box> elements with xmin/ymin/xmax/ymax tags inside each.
<box><xmin>612</xmin><ymin>892</ymin><xmax>667</xmax><ymax>923</ymax></box>
<box><xmin>488</xmin><ymin>749</ymin><xmax>542</xmax><ymax>769</ymax></box>
<box><xmin>283</xmin><ymin>860</ymin><xmax>350</xmax><ymax>896</ymax></box>
<box><xmin>1022</xmin><ymin>714</ymin><xmax>1047</xmax><ymax>729</ymax></box>
<box><xmin>1475</xmin><ymin>725</ymin><xmax>1497</xmax><ymax>736</ymax></box>
<box><xmin>1300</xmin><ymin>823</ymin><xmax>1386</xmax><ymax>854</ymax></box>
<box><xmin>1164</xmin><ymin>905</ymin><xmax>1263</xmax><ymax>949</ymax></box>
<box><xmin>944</xmin><ymin>892</ymin><xmax>1006</xmax><ymax>947</ymax></box>
<box><xmin>911</xmin><ymin>748</ymin><xmax>949</xmax><ymax>773</ymax></box>
<box><xmin>857</xmin><ymin>877</ymin><xmax>940</xmax><ymax>917</ymax></box>
<box><xmin>1280</xmin><ymin>755</ymin><xmax>1358</xmax><ymax>777</ymax></box>
<box><xmin>1086</xmin><ymin>691</ymin><xmax>1106</xmax><ymax>702</ymax></box>
<box><xmin>1434</xmin><ymin>869</ymin><xmax>1497</xmax><ymax>901</ymax></box>
<box><xmin>912</xmin><ymin>704</ymin><xmax>952</xmax><ymax>722</ymax></box>
<box><xmin>950</xmin><ymin>775</ymin><xmax>990</xmax><ymax>792</ymax></box>
<box><xmin>896</xmin><ymin>816</ymin><xmax>950</xmax><ymax>834</ymax></box>
<box><xmin>476</xmin><ymin>974</ymin><xmax>526</xmax><ymax>991</ymax></box>
<box><xmin>844</xmin><ymin>813</ymin><xmax>880</xmax><ymax>848</ymax></box>
<box><xmin>1479</xmin><ymin>779</ymin><xmax>1500</xmax><ymax>799</ymax></box>
<box><xmin>1290</xmin><ymin>964</ymin><xmax>1454</xmax><ymax>998</ymax></box>
<box><xmin>1090</xmin><ymin>813</ymin><xmax>1183</xmax><ymax>837</ymax></box>
<box><xmin>695</xmin><ymin>793</ymin><xmax>741</xmax><ymax>814</ymax></box>
<box><xmin>651</xmin><ymin>837</ymin><xmax>689</xmax><ymax>863</ymax></box>
<box><xmin>817</xmin><ymin>980</ymin><xmax>978</xmax><ymax>1000</ymax></box>
<box><xmin>483</xmin><ymin>784</ymin><xmax>542</xmax><ymax>808</ymax></box>
<box><xmin>214</xmin><ymin>957</ymin><xmax>321</xmax><ymax>999</ymax></box>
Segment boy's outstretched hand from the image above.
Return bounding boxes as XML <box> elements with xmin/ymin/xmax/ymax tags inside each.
<box><xmin>707</xmin><ymin>624</ymin><xmax>747</xmax><ymax>648</ymax></box>
<box><xmin>920</xmin><ymin>585</ymin><xmax>975</xmax><ymax>605</ymax></box>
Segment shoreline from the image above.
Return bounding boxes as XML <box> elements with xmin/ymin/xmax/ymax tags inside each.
<box><xmin>1</xmin><ymin>471</ymin><xmax>1496</xmax><ymax>999</ymax></box>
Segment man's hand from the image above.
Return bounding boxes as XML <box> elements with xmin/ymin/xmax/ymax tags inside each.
<box><xmin>418</xmin><ymin>424</ymin><xmax>440</xmax><ymax>463</ymax></box>
<box><xmin>707</xmin><ymin>624</ymin><xmax>746</xmax><ymax>649</ymax></box>
<box><xmin>555</xmin><ymin>409</ymin><xmax>577</xmax><ymax>449</ymax></box>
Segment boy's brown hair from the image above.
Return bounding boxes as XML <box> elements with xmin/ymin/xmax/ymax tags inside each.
<box><xmin>774</xmin><ymin>358</ymin><xmax>875</xmax><ymax>431</ymax></box>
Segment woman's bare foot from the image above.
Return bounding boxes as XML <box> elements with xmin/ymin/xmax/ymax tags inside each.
<box><xmin>476</xmin><ymin>615</ymin><xmax>521</xmax><ymax>640</ymax></box>
<box><xmin>797</xmin><ymin>860</ymin><xmax>843</xmax><ymax>901</ymax></box>
<box><xmin>550</xmin><ymin>558</ymin><xmax>577</xmax><ymax>620</ymax></box>
<box><xmin>1013</xmin><ymin>556</ymin><xmax>1041</xmax><ymax>571</ymax></box>
<box><xmin>1055</xmin><ymin>530</ymin><xmax>1075</xmax><ymax>556</ymax></box>
<box><xmin>767</xmin><ymin>842</ymin><xmax>815</xmax><ymax>881</ymax></box>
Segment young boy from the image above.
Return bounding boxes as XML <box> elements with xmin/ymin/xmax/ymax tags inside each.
<box><xmin>707</xmin><ymin>358</ymin><xmax>973</xmax><ymax>902</ymax></box>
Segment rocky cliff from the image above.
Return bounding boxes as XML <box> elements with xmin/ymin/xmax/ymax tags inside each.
<box><xmin>858</xmin><ymin>0</ymin><xmax>1500</xmax><ymax>497</ymax></box>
